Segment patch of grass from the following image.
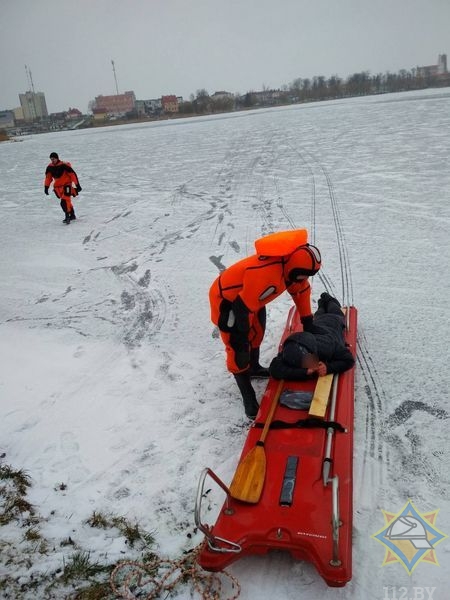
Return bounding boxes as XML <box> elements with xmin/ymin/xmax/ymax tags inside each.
<box><xmin>24</xmin><ymin>527</ymin><xmax>41</xmax><ymax>542</ymax></box>
<box><xmin>85</xmin><ymin>511</ymin><xmax>110</xmax><ymax>529</ymax></box>
<box><xmin>85</xmin><ymin>511</ymin><xmax>155</xmax><ymax>550</ymax></box>
<box><xmin>23</xmin><ymin>514</ymin><xmax>41</xmax><ymax>527</ymax></box>
<box><xmin>0</xmin><ymin>464</ymin><xmax>32</xmax><ymax>494</ymax></box>
<box><xmin>71</xmin><ymin>580</ymin><xmax>114</xmax><ymax>599</ymax></box>
<box><xmin>62</xmin><ymin>551</ymin><xmax>110</xmax><ymax>583</ymax></box>
<box><xmin>110</xmin><ymin>516</ymin><xmax>142</xmax><ymax>548</ymax></box>
<box><xmin>0</xmin><ymin>462</ymin><xmax>35</xmax><ymax>525</ymax></box>
<box><xmin>141</xmin><ymin>550</ymin><xmax>159</xmax><ymax>564</ymax></box>
<box><xmin>0</xmin><ymin>490</ymin><xmax>35</xmax><ymax>525</ymax></box>
<box><xmin>1</xmin><ymin>462</ymin><xmax>166</xmax><ymax>599</ymax></box>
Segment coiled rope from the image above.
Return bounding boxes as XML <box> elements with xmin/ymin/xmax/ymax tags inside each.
<box><xmin>110</xmin><ymin>543</ymin><xmax>241</xmax><ymax>600</ymax></box>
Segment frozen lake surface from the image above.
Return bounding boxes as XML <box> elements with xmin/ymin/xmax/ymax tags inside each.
<box><xmin>1</xmin><ymin>87</ymin><xmax>449</xmax><ymax>598</ymax></box>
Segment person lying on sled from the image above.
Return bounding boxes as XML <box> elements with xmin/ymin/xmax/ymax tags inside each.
<box><xmin>269</xmin><ymin>292</ymin><xmax>355</xmax><ymax>380</ymax></box>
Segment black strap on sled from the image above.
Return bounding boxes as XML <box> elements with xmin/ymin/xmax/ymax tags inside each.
<box><xmin>253</xmin><ymin>417</ymin><xmax>346</xmax><ymax>432</ymax></box>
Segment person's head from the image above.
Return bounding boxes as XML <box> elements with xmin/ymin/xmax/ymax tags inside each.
<box><xmin>49</xmin><ymin>152</ymin><xmax>59</xmax><ymax>163</ymax></box>
<box><xmin>283</xmin><ymin>244</ymin><xmax>321</xmax><ymax>285</ymax></box>
<box><xmin>282</xmin><ymin>332</ymin><xmax>319</xmax><ymax>368</ymax></box>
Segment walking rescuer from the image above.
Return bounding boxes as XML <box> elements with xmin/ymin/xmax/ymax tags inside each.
<box><xmin>269</xmin><ymin>292</ymin><xmax>355</xmax><ymax>381</ymax></box>
<box><xmin>209</xmin><ymin>229</ymin><xmax>321</xmax><ymax>420</ymax></box>
<box><xmin>44</xmin><ymin>152</ymin><xmax>82</xmax><ymax>224</ymax></box>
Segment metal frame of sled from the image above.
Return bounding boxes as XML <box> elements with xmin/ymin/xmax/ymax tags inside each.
<box><xmin>195</xmin><ymin>305</ymin><xmax>357</xmax><ymax>587</ymax></box>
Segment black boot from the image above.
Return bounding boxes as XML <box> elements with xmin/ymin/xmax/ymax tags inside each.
<box><xmin>69</xmin><ymin>209</ymin><xmax>76</xmax><ymax>220</ymax></box>
<box><xmin>249</xmin><ymin>348</ymin><xmax>269</xmax><ymax>378</ymax></box>
<box><xmin>233</xmin><ymin>372</ymin><xmax>259</xmax><ymax>419</ymax></box>
<box><xmin>318</xmin><ymin>292</ymin><xmax>333</xmax><ymax>310</ymax></box>
<box><xmin>63</xmin><ymin>213</ymin><xmax>71</xmax><ymax>224</ymax></box>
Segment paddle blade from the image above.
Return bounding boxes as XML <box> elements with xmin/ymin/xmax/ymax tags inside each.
<box><xmin>229</xmin><ymin>445</ymin><xmax>266</xmax><ymax>503</ymax></box>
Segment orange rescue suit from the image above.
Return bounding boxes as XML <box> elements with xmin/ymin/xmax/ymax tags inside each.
<box><xmin>209</xmin><ymin>254</ymin><xmax>313</xmax><ymax>374</ymax></box>
<box><xmin>44</xmin><ymin>160</ymin><xmax>80</xmax><ymax>213</ymax></box>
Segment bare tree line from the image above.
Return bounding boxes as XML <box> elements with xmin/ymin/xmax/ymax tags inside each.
<box><xmin>178</xmin><ymin>68</ymin><xmax>449</xmax><ymax>115</ymax></box>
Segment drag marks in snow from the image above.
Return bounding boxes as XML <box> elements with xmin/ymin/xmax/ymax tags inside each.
<box><xmin>387</xmin><ymin>400</ymin><xmax>448</xmax><ymax>427</ymax></box>
<box><xmin>383</xmin><ymin>399</ymin><xmax>450</xmax><ymax>499</ymax></box>
<box><xmin>112</xmin><ymin>265</ymin><xmax>176</xmax><ymax>348</ymax></box>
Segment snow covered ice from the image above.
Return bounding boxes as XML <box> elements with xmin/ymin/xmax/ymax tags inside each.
<box><xmin>1</xmin><ymin>87</ymin><xmax>449</xmax><ymax>599</ymax></box>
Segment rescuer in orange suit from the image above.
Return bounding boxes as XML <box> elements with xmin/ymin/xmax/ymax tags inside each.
<box><xmin>209</xmin><ymin>230</ymin><xmax>322</xmax><ymax>419</ymax></box>
<box><xmin>44</xmin><ymin>152</ymin><xmax>82</xmax><ymax>224</ymax></box>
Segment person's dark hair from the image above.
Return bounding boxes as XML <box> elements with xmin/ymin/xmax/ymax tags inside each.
<box><xmin>282</xmin><ymin>343</ymin><xmax>311</xmax><ymax>367</ymax></box>
<box><xmin>281</xmin><ymin>331</ymin><xmax>318</xmax><ymax>367</ymax></box>
<box><xmin>49</xmin><ymin>152</ymin><xmax>59</xmax><ymax>159</ymax></box>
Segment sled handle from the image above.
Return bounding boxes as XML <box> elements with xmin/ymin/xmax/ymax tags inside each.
<box><xmin>194</xmin><ymin>468</ymin><xmax>242</xmax><ymax>554</ymax></box>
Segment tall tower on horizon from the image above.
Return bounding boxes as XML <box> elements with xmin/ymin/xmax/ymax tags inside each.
<box><xmin>111</xmin><ymin>60</ymin><xmax>120</xmax><ymax>95</ymax></box>
<box><xmin>20</xmin><ymin>65</ymin><xmax>48</xmax><ymax>121</ymax></box>
<box><xmin>19</xmin><ymin>91</ymin><xmax>48</xmax><ymax>121</ymax></box>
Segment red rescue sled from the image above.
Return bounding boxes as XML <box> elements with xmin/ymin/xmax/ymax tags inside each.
<box><xmin>195</xmin><ymin>305</ymin><xmax>357</xmax><ymax>586</ymax></box>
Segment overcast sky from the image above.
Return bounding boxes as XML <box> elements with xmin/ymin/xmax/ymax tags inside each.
<box><xmin>1</xmin><ymin>0</ymin><xmax>449</xmax><ymax>114</ymax></box>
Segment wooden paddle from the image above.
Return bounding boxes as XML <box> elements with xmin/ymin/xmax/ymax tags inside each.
<box><xmin>229</xmin><ymin>379</ymin><xmax>284</xmax><ymax>503</ymax></box>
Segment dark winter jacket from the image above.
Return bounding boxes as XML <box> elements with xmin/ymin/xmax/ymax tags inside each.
<box><xmin>269</xmin><ymin>312</ymin><xmax>354</xmax><ymax>380</ymax></box>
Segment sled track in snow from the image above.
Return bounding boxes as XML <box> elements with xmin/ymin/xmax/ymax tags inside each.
<box><xmin>320</xmin><ymin>163</ymin><xmax>354</xmax><ymax>306</ymax></box>
<box><xmin>274</xmin><ymin>176</ymin><xmax>297</xmax><ymax>232</ymax></box>
<box><xmin>283</xmin><ymin>139</ymin><xmax>318</xmax><ymax>245</ymax></box>
<box><xmin>283</xmin><ymin>140</ymin><xmax>353</xmax><ymax>305</ymax></box>
<box><xmin>356</xmin><ymin>328</ymin><xmax>389</xmax><ymax>490</ymax></box>
<box><xmin>284</xmin><ymin>141</ymin><xmax>390</xmax><ymax>504</ymax></box>
<box><xmin>293</xmin><ymin>148</ymin><xmax>450</xmax><ymax>503</ymax></box>
<box><xmin>314</xmin><ymin>152</ymin><xmax>389</xmax><ymax>490</ymax></box>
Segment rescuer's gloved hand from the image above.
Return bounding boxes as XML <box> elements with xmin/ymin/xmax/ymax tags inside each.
<box><xmin>44</xmin><ymin>186</ymin><xmax>49</xmax><ymax>195</ymax></box>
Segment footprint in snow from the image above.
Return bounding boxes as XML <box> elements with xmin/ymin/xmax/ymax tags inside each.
<box><xmin>52</xmin><ymin>432</ymin><xmax>89</xmax><ymax>484</ymax></box>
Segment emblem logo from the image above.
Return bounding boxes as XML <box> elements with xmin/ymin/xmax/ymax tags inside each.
<box><xmin>372</xmin><ymin>499</ymin><xmax>448</xmax><ymax>575</ymax></box>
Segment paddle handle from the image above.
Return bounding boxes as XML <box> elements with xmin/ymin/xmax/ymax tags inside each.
<box><xmin>258</xmin><ymin>379</ymin><xmax>284</xmax><ymax>445</ymax></box>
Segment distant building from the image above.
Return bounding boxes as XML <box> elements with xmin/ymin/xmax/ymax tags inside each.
<box><xmin>135</xmin><ymin>98</ymin><xmax>162</xmax><ymax>116</ymax></box>
<box><xmin>253</xmin><ymin>89</ymin><xmax>283</xmax><ymax>105</ymax></box>
<box><xmin>211</xmin><ymin>91</ymin><xmax>234</xmax><ymax>100</ymax></box>
<box><xmin>161</xmin><ymin>95</ymin><xmax>179</xmax><ymax>113</ymax></box>
<box><xmin>19</xmin><ymin>91</ymin><xmax>48</xmax><ymax>121</ymax></box>
<box><xmin>416</xmin><ymin>54</ymin><xmax>448</xmax><ymax>78</ymax></box>
<box><xmin>0</xmin><ymin>110</ymin><xmax>15</xmax><ymax>129</ymax></box>
<box><xmin>13</xmin><ymin>107</ymin><xmax>24</xmax><ymax>121</ymax></box>
<box><xmin>92</xmin><ymin>108</ymin><xmax>108</xmax><ymax>121</ymax></box>
<box><xmin>93</xmin><ymin>91</ymin><xmax>136</xmax><ymax>116</ymax></box>
<box><xmin>66</xmin><ymin>107</ymin><xmax>83</xmax><ymax>120</ymax></box>
<box><xmin>49</xmin><ymin>112</ymin><xmax>66</xmax><ymax>121</ymax></box>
